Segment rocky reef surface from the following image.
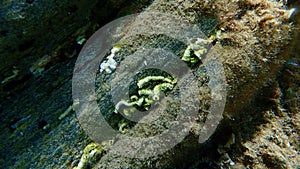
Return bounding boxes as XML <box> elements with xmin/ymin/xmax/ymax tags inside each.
<box><xmin>0</xmin><ymin>0</ymin><xmax>299</xmax><ymax>169</ymax></box>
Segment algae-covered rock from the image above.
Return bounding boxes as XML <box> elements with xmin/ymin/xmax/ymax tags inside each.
<box><xmin>0</xmin><ymin>0</ymin><xmax>152</xmax><ymax>168</ymax></box>
<box><xmin>84</xmin><ymin>0</ymin><xmax>298</xmax><ymax>168</ymax></box>
<box><xmin>0</xmin><ymin>0</ymin><xmax>299</xmax><ymax>168</ymax></box>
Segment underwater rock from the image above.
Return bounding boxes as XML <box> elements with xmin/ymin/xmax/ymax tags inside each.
<box><xmin>0</xmin><ymin>0</ymin><xmax>154</xmax><ymax>168</ymax></box>
<box><xmin>90</xmin><ymin>0</ymin><xmax>297</xmax><ymax>168</ymax></box>
<box><xmin>0</xmin><ymin>0</ymin><xmax>129</xmax><ymax>98</ymax></box>
<box><xmin>0</xmin><ymin>0</ymin><xmax>298</xmax><ymax>168</ymax></box>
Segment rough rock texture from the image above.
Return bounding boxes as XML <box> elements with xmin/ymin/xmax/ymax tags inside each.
<box><xmin>0</xmin><ymin>0</ymin><xmax>152</xmax><ymax>168</ymax></box>
<box><xmin>0</xmin><ymin>0</ymin><xmax>149</xmax><ymax>100</ymax></box>
<box><xmin>92</xmin><ymin>0</ymin><xmax>299</xmax><ymax>168</ymax></box>
<box><xmin>0</xmin><ymin>0</ymin><xmax>299</xmax><ymax>169</ymax></box>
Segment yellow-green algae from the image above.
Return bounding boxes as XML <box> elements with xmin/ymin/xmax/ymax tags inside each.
<box><xmin>115</xmin><ymin>75</ymin><xmax>177</xmax><ymax>115</ymax></box>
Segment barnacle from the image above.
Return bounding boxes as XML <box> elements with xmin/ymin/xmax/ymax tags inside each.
<box><xmin>99</xmin><ymin>46</ymin><xmax>121</xmax><ymax>73</ymax></box>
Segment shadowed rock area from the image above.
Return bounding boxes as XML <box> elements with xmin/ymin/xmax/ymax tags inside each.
<box><xmin>0</xmin><ymin>0</ymin><xmax>152</xmax><ymax>168</ymax></box>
